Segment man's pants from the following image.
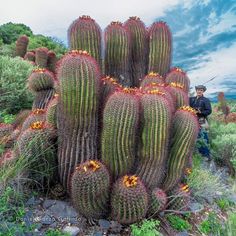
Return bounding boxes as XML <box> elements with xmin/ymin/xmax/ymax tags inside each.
<box><xmin>197</xmin><ymin>128</ymin><xmax>210</xmax><ymax>158</ymax></box>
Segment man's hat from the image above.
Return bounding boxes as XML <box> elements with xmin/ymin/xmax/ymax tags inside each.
<box><xmin>195</xmin><ymin>85</ymin><xmax>206</xmax><ymax>92</ymax></box>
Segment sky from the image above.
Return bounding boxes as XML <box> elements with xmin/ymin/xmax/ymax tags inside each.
<box><xmin>1</xmin><ymin>0</ymin><xmax>236</xmax><ymax>99</ymax></box>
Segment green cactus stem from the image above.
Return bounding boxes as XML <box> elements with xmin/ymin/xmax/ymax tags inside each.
<box><xmin>15</xmin><ymin>35</ymin><xmax>29</xmax><ymax>58</ymax></box>
<box><xmin>136</xmin><ymin>90</ymin><xmax>172</xmax><ymax>190</ymax></box>
<box><xmin>165</xmin><ymin>67</ymin><xmax>190</xmax><ymax>92</ymax></box>
<box><xmin>162</xmin><ymin>106</ymin><xmax>199</xmax><ymax>192</ymax></box>
<box><xmin>71</xmin><ymin>160</ymin><xmax>111</xmax><ymax>218</ymax></box>
<box><xmin>148</xmin><ymin>21</ymin><xmax>172</xmax><ymax>76</ymax></box>
<box><xmin>46</xmin><ymin>94</ymin><xmax>58</xmax><ymax>127</ymax></box>
<box><xmin>111</xmin><ymin>175</ymin><xmax>148</xmax><ymax>224</ymax></box>
<box><xmin>35</xmin><ymin>47</ymin><xmax>49</xmax><ymax>68</ymax></box>
<box><xmin>124</xmin><ymin>17</ymin><xmax>148</xmax><ymax>86</ymax></box>
<box><xmin>57</xmin><ymin>50</ymin><xmax>101</xmax><ymax>190</ymax></box>
<box><xmin>101</xmin><ymin>88</ymin><xmax>139</xmax><ymax>180</ymax></box>
<box><xmin>68</xmin><ymin>15</ymin><xmax>102</xmax><ymax>64</ymax></box>
<box><xmin>104</xmin><ymin>21</ymin><xmax>131</xmax><ymax>86</ymax></box>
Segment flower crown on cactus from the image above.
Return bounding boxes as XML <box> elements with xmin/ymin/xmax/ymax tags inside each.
<box><xmin>79</xmin><ymin>15</ymin><xmax>94</xmax><ymax>21</ymax></box>
<box><xmin>146</xmin><ymin>89</ymin><xmax>166</xmax><ymax>95</ymax></box>
<box><xmin>102</xmin><ymin>76</ymin><xmax>122</xmax><ymax>87</ymax></box>
<box><xmin>32</xmin><ymin>109</ymin><xmax>46</xmax><ymax>115</ymax></box>
<box><xmin>30</xmin><ymin>121</ymin><xmax>44</xmax><ymax>130</ymax></box>
<box><xmin>33</xmin><ymin>68</ymin><xmax>47</xmax><ymax>73</ymax></box>
<box><xmin>179</xmin><ymin>184</ymin><xmax>190</xmax><ymax>193</ymax></box>
<box><xmin>68</xmin><ymin>50</ymin><xmax>90</xmax><ymax>57</ymax></box>
<box><xmin>170</xmin><ymin>67</ymin><xmax>186</xmax><ymax>74</ymax></box>
<box><xmin>76</xmin><ymin>160</ymin><xmax>101</xmax><ymax>173</ymax></box>
<box><xmin>123</xmin><ymin>175</ymin><xmax>138</xmax><ymax>188</ymax></box>
<box><xmin>179</xmin><ymin>106</ymin><xmax>197</xmax><ymax>115</ymax></box>
<box><xmin>184</xmin><ymin>168</ymin><xmax>192</xmax><ymax>175</ymax></box>
<box><xmin>169</xmin><ymin>82</ymin><xmax>184</xmax><ymax>89</ymax></box>
<box><xmin>148</xmin><ymin>72</ymin><xmax>163</xmax><ymax>78</ymax></box>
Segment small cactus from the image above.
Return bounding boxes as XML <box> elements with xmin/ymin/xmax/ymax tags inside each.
<box><xmin>111</xmin><ymin>175</ymin><xmax>148</xmax><ymax>224</ymax></box>
<box><xmin>24</xmin><ymin>51</ymin><xmax>35</xmax><ymax>62</ymax></box>
<box><xmin>35</xmin><ymin>47</ymin><xmax>49</xmax><ymax>68</ymax></box>
<box><xmin>15</xmin><ymin>35</ymin><xmax>29</xmax><ymax>57</ymax></box>
<box><xmin>140</xmin><ymin>72</ymin><xmax>164</xmax><ymax>88</ymax></box>
<box><xmin>47</xmin><ymin>50</ymin><xmax>57</xmax><ymax>73</ymax></box>
<box><xmin>71</xmin><ymin>160</ymin><xmax>111</xmax><ymax>218</ymax></box>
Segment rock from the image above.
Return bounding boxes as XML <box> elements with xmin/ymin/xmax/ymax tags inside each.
<box><xmin>93</xmin><ymin>232</ymin><xmax>103</xmax><ymax>236</ymax></box>
<box><xmin>25</xmin><ymin>196</ymin><xmax>41</xmax><ymax>206</ymax></box>
<box><xmin>176</xmin><ymin>231</ymin><xmax>189</xmax><ymax>236</ymax></box>
<box><xmin>23</xmin><ymin>211</ymin><xmax>34</xmax><ymax>227</ymax></box>
<box><xmin>43</xmin><ymin>199</ymin><xmax>56</xmax><ymax>209</ymax></box>
<box><xmin>40</xmin><ymin>214</ymin><xmax>55</xmax><ymax>225</ymax></box>
<box><xmin>62</xmin><ymin>226</ymin><xmax>81</xmax><ymax>236</ymax></box>
<box><xmin>189</xmin><ymin>202</ymin><xmax>204</xmax><ymax>213</ymax></box>
<box><xmin>109</xmin><ymin>221</ymin><xmax>122</xmax><ymax>234</ymax></box>
<box><xmin>98</xmin><ymin>219</ymin><xmax>110</xmax><ymax>230</ymax></box>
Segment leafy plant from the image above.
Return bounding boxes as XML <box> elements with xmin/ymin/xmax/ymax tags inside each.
<box><xmin>0</xmin><ymin>55</ymin><xmax>35</xmax><ymax>113</ymax></box>
<box><xmin>223</xmin><ymin>212</ymin><xmax>236</xmax><ymax>236</ymax></box>
<box><xmin>166</xmin><ymin>214</ymin><xmax>192</xmax><ymax>231</ymax></box>
<box><xmin>198</xmin><ymin>212</ymin><xmax>223</xmax><ymax>235</ymax></box>
<box><xmin>131</xmin><ymin>219</ymin><xmax>162</xmax><ymax>236</ymax></box>
<box><xmin>216</xmin><ymin>198</ymin><xmax>235</xmax><ymax>211</ymax></box>
<box><xmin>45</xmin><ymin>229</ymin><xmax>70</xmax><ymax>236</ymax></box>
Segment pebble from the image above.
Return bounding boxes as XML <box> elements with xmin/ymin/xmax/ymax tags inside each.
<box><xmin>62</xmin><ymin>226</ymin><xmax>81</xmax><ymax>236</ymax></box>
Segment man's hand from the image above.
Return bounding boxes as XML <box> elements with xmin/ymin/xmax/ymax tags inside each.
<box><xmin>196</xmin><ymin>108</ymin><xmax>201</xmax><ymax>114</ymax></box>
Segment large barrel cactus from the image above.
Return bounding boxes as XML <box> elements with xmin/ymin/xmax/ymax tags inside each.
<box><xmin>124</xmin><ymin>17</ymin><xmax>147</xmax><ymax>86</ymax></box>
<box><xmin>101</xmin><ymin>88</ymin><xmax>139</xmax><ymax>180</ymax></box>
<box><xmin>162</xmin><ymin>106</ymin><xmax>199</xmax><ymax>192</ymax></box>
<box><xmin>15</xmin><ymin>35</ymin><xmax>29</xmax><ymax>58</ymax></box>
<box><xmin>166</xmin><ymin>67</ymin><xmax>190</xmax><ymax>92</ymax></box>
<box><xmin>68</xmin><ymin>15</ymin><xmax>102</xmax><ymax>64</ymax></box>
<box><xmin>148</xmin><ymin>21</ymin><xmax>172</xmax><ymax>76</ymax></box>
<box><xmin>111</xmin><ymin>175</ymin><xmax>148</xmax><ymax>224</ymax></box>
<box><xmin>104</xmin><ymin>21</ymin><xmax>131</xmax><ymax>86</ymax></box>
<box><xmin>46</xmin><ymin>94</ymin><xmax>58</xmax><ymax>127</ymax></box>
<box><xmin>57</xmin><ymin>50</ymin><xmax>101</xmax><ymax>190</ymax></box>
<box><xmin>136</xmin><ymin>90</ymin><xmax>172</xmax><ymax>189</ymax></box>
<box><xmin>71</xmin><ymin>160</ymin><xmax>110</xmax><ymax>218</ymax></box>
<box><xmin>17</xmin><ymin>121</ymin><xmax>57</xmax><ymax>188</ymax></box>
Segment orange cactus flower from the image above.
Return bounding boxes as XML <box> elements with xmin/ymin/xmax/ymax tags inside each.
<box><xmin>123</xmin><ymin>175</ymin><xmax>138</xmax><ymax>188</ymax></box>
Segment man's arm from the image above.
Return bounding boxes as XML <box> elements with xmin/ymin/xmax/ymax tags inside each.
<box><xmin>201</xmin><ymin>98</ymin><xmax>212</xmax><ymax>116</ymax></box>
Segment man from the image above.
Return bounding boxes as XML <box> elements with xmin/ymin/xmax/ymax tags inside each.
<box><xmin>189</xmin><ymin>85</ymin><xmax>212</xmax><ymax>160</ymax></box>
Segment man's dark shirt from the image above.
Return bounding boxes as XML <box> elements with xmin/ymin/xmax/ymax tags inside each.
<box><xmin>189</xmin><ymin>96</ymin><xmax>212</xmax><ymax>119</ymax></box>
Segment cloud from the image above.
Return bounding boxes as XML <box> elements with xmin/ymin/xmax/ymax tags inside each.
<box><xmin>0</xmin><ymin>0</ymin><xmax>188</xmax><ymax>43</ymax></box>
<box><xmin>187</xmin><ymin>42</ymin><xmax>236</xmax><ymax>96</ymax></box>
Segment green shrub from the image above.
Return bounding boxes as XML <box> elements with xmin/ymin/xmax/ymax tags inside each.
<box><xmin>0</xmin><ymin>55</ymin><xmax>34</xmax><ymax>113</ymax></box>
<box><xmin>166</xmin><ymin>214</ymin><xmax>192</xmax><ymax>231</ymax></box>
<box><xmin>131</xmin><ymin>219</ymin><xmax>162</xmax><ymax>236</ymax></box>
<box><xmin>198</xmin><ymin>212</ymin><xmax>223</xmax><ymax>235</ymax></box>
<box><xmin>224</xmin><ymin>212</ymin><xmax>236</xmax><ymax>236</ymax></box>
<box><xmin>45</xmin><ymin>229</ymin><xmax>70</xmax><ymax>236</ymax></box>
<box><xmin>216</xmin><ymin>198</ymin><xmax>235</xmax><ymax>211</ymax></box>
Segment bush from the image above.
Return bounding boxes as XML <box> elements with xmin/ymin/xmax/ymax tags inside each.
<box><xmin>0</xmin><ymin>56</ymin><xmax>34</xmax><ymax>113</ymax></box>
<box><xmin>166</xmin><ymin>215</ymin><xmax>192</xmax><ymax>231</ymax></box>
<box><xmin>223</xmin><ymin>212</ymin><xmax>236</xmax><ymax>236</ymax></box>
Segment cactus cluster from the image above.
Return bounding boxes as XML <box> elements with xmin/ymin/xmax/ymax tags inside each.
<box><xmin>4</xmin><ymin>16</ymin><xmax>199</xmax><ymax>225</ymax></box>
<box><xmin>15</xmin><ymin>35</ymin><xmax>29</xmax><ymax>58</ymax></box>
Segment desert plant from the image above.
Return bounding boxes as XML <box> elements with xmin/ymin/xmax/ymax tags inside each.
<box><xmin>111</xmin><ymin>175</ymin><xmax>148</xmax><ymax>224</ymax></box>
<box><xmin>104</xmin><ymin>21</ymin><xmax>131</xmax><ymax>86</ymax></box>
<box><xmin>57</xmin><ymin>50</ymin><xmax>101</xmax><ymax>190</ymax></box>
<box><xmin>139</xmin><ymin>72</ymin><xmax>164</xmax><ymax>88</ymax></box>
<box><xmin>166</xmin><ymin>214</ymin><xmax>192</xmax><ymax>231</ymax></box>
<box><xmin>68</xmin><ymin>15</ymin><xmax>101</xmax><ymax>65</ymax></box>
<box><xmin>148</xmin><ymin>21</ymin><xmax>172</xmax><ymax>76</ymax></box>
<box><xmin>71</xmin><ymin>160</ymin><xmax>110</xmax><ymax>218</ymax></box>
<box><xmin>15</xmin><ymin>35</ymin><xmax>29</xmax><ymax>58</ymax></box>
<box><xmin>35</xmin><ymin>47</ymin><xmax>48</xmax><ymax>68</ymax></box>
<box><xmin>101</xmin><ymin>88</ymin><xmax>139</xmax><ymax>180</ymax></box>
<box><xmin>136</xmin><ymin>90</ymin><xmax>172</xmax><ymax>189</ymax></box>
<box><xmin>124</xmin><ymin>17</ymin><xmax>147</xmax><ymax>86</ymax></box>
<box><xmin>162</xmin><ymin>106</ymin><xmax>199</xmax><ymax>192</ymax></box>
<box><xmin>47</xmin><ymin>50</ymin><xmax>57</xmax><ymax>72</ymax></box>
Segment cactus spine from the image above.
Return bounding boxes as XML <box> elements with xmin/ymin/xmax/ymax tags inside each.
<box><xmin>57</xmin><ymin>50</ymin><xmax>101</xmax><ymax>190</ymax></box>
<box><xmin>136</xmin><ymin>91</ymin><xmax>172</xmax><ymax>189</ymax></box>
<box><xmin>140</xmin><ymin>72</ymin><xmax>164</xmax><ymax>88</ymax></box>
<box><xmin>15</xmin><ymin>35</ymin><xmax>29</xmax><ymax>57</ymax></box>
<box><xmin>124</xmin><ymin>17</ymin><xmax>147</xmax><ymax>86</ymax></box>
<box><xmin>104</xmin><ymin>22</ymin><xmax>131</xmax><ymax>86</ymax></box>
<box><xmin>46</xmin><ymin>94</ymin><xmax>58</xmax><ymax>127</ymax></box>
<box><xmin>111</xmin><ymin>175</ymin><xmax>148</xmax><ymax>224</ymax></box>
<box><xmin>71</xmin><ymin>160</ymin><xmax>110</xmax><ymax>218</ymax></box>
<box><xmin>101</xmin><ymin>89</ymin><xmax>139</xmax><ymax>180</ymax></box>
<box><xmin>68</xmin><ymin>16</ymin><xmax>102</xmax><ymax>64</ymax></box>
<box><xmin>148</xmin><ymin>21</ymin><xmax>172</xmax><ymax>76</ymax></box>
<box><xmin>162</xmin><ymin>106</ymin><xmax>199</xmax><ymax>192</ymax></box>
<box><xmin>166</xmin><ymin>67</ymin><xmax>190</xmax><ymax>92</ymax></box>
